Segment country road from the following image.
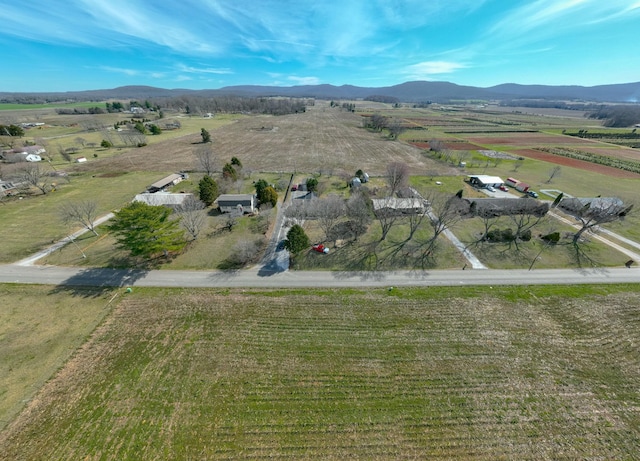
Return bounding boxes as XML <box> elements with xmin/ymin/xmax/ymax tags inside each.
<box><xmin>0</xmin><ymin>263</ymin><xmax>637</xmax><ymax>288</ymax></box>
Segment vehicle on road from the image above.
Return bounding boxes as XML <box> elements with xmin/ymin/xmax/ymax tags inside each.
<box><xmin>527</xmin><ymin>190</ymin><xmax>539</xmax><ymax>198</ymax></box>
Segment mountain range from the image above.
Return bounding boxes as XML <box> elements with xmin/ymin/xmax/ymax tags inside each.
<box><xmin>2</xmin><ymin>81</ymin><xmax>640</xmax><ymax>104</ymax></box>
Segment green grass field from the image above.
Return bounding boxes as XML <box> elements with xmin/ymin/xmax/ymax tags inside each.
<box><xmin>1</xmin><ymin>285</ymin><xmax>638</xmax><ymax>460</ymax></box>
<box><xmin>0</xmin><ymin>284</ymin><xmax>116</xmax><ymax>430</ymax></box>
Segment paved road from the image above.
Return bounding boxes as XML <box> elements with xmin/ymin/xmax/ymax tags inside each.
<box><xmin>0</xmin><ymin>264</ymin><xmax>637</xmax><ymax>288</ymax></box>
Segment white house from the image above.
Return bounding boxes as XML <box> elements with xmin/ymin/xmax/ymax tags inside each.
<box><xmin>134</xmin><ymin>192</ymin><xmax>193</xmax><ymax>208</ymax></box>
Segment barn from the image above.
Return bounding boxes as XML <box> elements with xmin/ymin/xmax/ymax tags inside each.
<box><xmin>467</xmin><ymin>175</ymin><xmax>504</xmax><ymax>188</ymax></box>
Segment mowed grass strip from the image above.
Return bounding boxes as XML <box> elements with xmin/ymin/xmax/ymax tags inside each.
<box><xmin>1</xmin><ymin>286</ymin><xmax>638</xmax><ymax>460</ymax></box>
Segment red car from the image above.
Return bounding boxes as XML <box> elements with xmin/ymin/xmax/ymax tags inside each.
<box><xmin>498</xmin><ymin>185</ymin><xmax>509</xmax><ymax>192</ymax></box>
<box><xmin>312</xmin><ymin>244</ymin><xmax>330</xmax><ymax>254</ymax></box>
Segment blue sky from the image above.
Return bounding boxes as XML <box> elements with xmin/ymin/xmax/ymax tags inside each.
<box><xmin>2</xmin><ymin>0</ymin><xmax>639</xmax><ymax>92</ymax></box>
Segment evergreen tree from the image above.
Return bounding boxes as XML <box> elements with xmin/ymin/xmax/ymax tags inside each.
<box><xmin>231</xmin><ymin>156</ymin><xmax>243</xmax><ymax>168</ymax></box>
<box><xmin>108</xmin><ymin>202</ymin><xmax>186</xmax><ymax>259</ymax></box>
<box><xmin>222</xmin><ymin>163</ymin><xmax>237</xmax><ymax>181</ymax></box>
<box><xmin>201</xmin><ymin>128</ymin><xmax>211</xmax><ymax>143</ymax></box>
<box><xmin>198</xmin><ymin>175</ymin><xmax>219</xmax><ymax>206</ymax></box>
<box><xmin>284</xmin><ymin>224</ymin><xmax>310</xmax><ymax>254</ymax></box>
<box><xmin>261</xmin><ymin>186</ymin><xmax>278</xmax><ymax>207</ymax></box>
<box><xmin>306</xmin><ymin>177</ymin><xmax>318</xmax><ymax>193</ymax></box>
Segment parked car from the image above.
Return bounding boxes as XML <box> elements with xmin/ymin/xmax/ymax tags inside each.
<box><xmin>291</xmin><ymin>185</ymin><xmax>297</xmax><ymax>191</ymax></box>
<box><xmin>312</xmin><ymin>244</ymin><xmax>330</xmax><ymax>254</ymax></box>
<box><xmin>498</xmin><ymin>185</ymin><xmax>509</xmax><ymax>192</ymax></box>
<box><xmin>486</xmin><ymin>186</ymin><xmax>496</xmax><ymax>192</ymax></box>
<box><xmin>527</xmin><ymin>190</ymin><xmax>539</xmax><ymax>198</ymax></box>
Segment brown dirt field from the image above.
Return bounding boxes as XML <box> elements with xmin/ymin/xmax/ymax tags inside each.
<box><xmin>574</xmin><ymin>146</ymin><xmax>640</xmax><ymax>162</ymax></box>
<box><xmin>89</xmin><ymin>106</ymin><xmax>453</xmax><ymax>177</ymax></box>
<box><xmin>512</xmin><ymin>149</ymin><xmax>640</xmax><ymax>178</ymax></box>
<box><xmin>467</xmin><ymin>132</ymin><xmax>598</xmax><ymax>146</ymax></box>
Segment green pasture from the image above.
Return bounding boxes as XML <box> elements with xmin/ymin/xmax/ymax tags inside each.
<box><xmin>1</xmin><ymin>285</ymin><xmax>638</xmax><ymax>459</ymax></box>
<box><xmin>0</xmin><ymin>284</ymin><xmax>115</xmax><ymax>431</ymax></box>
<box><xmin>0</xmin><ymin>171</ymin><xmax>162</xmax><ymax>263</ymax></box>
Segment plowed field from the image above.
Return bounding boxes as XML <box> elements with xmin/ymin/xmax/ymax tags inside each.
<box><xmin>2</xmin><ymin>287</ymin><xmax>638</xmax><ymax>460</ymax></box>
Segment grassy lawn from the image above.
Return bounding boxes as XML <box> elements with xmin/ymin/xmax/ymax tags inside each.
<box><xmin>0</xmin><ymin>171</ymin><xmax>165</xmax><ymax>263</ymax></box>
<box><xmin>0</xmin><ymin>284</ymin><xmax>116</xmax><ymax>431</ymax></box>
<box><xmin>1</xmin><ymin>285</ymin><xmax>638</xmax><ymax>460</ymax></box>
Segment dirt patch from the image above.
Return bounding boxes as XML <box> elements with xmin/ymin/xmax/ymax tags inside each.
<box><xmin>513</xmin><ymin>149</ymin><xmax>640</xmax><ymax>178</ymax></box>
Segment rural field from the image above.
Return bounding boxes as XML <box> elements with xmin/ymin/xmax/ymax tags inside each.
<box><xmin>1</xmin><ymin>285</ymin><xmax>639</xmax><ymax>460</ymax></box>
<box><xmin>3</xmin><ymin>99</ymin><xmax>640</xmax><ymax>269</ymax></box>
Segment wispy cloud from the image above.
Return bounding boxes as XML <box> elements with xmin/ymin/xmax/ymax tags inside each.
<box><xmin>403</xmin><ymin>61</ymin><xmax>468</xmax><ymax>80</ymax></box>
<box><xmin>287</xmin><ymin>76</ymin><xmax>321</xmax><ymax>86</ymax></box>
<box><xmin>176</xmin><ymin>64</ymin><xmax>234</xmax><ymax>75</ymax></box>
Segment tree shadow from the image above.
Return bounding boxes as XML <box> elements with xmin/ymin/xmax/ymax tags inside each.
<box><xmin>49</xmin><ymin>267</ymin><xmax>150</xmax><ymax>298</ymax></box>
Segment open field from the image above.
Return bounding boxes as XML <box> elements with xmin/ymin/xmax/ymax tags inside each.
<box><xmin>1</xmin><ymin>285</ymin><xmax>638</xmax><ymax>460</ymax></box>
<box><xmin>0</xmin><ymin>284</ymin><xmax>115</xmax><ymax>430</ymax></box>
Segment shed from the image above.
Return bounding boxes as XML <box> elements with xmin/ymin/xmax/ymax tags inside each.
<box><xmin>216</xmin><ymin>194</ymin><xmax>256</xmax><ymax>214</ymax></box>
<box><xmin>147</xmin><ymin>173</ymin><xmax>184</xmax><ymax>193</ymax></box>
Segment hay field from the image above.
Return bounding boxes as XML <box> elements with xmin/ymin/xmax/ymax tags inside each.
<box><xmin>1</xmin><ymin>286</ymin><xmax>638</xmax><ymax>460</ymax></box>
<box><xmin>98</xmin><ymin>104</ymin><xmax>448</xmax><ymax>176</ymax></box>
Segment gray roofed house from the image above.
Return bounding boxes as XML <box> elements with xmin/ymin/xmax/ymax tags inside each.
<box><xmin>216</xmin><ymin>194</ymin><xmax>256</xmax><ymax>214</ymax></box>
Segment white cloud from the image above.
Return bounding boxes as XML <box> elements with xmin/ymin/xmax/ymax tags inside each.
<box><xmin>100</xmin><ymin>66</ymin><xmax>140</xmax><ymax>76</ymax></box>
<box><xmin>287</xmin><ymin>76</ymin><xmax>321</xmax><ymax>86</ymax></box>
<box><xmin>404</xmin><ymin>61</ymin><xmax>467</xmax><ymax>79</ymax></box>
<box><xmin>176</xmin><ymin>64</ymin><xmax>233</xmax><ymax>75</ymax></box>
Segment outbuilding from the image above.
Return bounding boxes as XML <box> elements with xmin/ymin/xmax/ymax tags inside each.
<box><xmin>467</xmin><ymin>175</ymin><xmax>504</xmax><ymax>188</ymax></box>
<box><xmin>147</xmin><ymin>173</ymin><xmax>185</xmax><ymax>193</ymax></box>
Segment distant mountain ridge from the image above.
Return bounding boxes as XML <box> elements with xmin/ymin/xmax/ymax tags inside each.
<box><xmin>1</xmin><ymin>81</ymin><xmax>639</xmax><ymax>103</ymax></box>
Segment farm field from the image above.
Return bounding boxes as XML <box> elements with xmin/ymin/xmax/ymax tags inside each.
<box><xmin>0</xmin><ymin>285</ymin><xmax>638</xmax><ymax>460</ymax></box>
<box><xmin>2</xmin><ymin>100</ymin><xmax>640</xmax><ymax>268</ymax></box>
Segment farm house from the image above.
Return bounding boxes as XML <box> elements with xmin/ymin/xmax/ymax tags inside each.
<box><xmin>216</xmin><ymin>194</ymin><xmax>256</xmax><ymax>214</ymax></box>
<box><xmin>372</xmin><ymin>197</ymin><xmax>426</xmax><ymax>215</ymax></box>
<box><xmin>134</xmin><ymin>192</ymin><xmax>194</xmax><ymax>209</ymax></box>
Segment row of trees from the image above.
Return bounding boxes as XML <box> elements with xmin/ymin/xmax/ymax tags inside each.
<box><xmin>362</xmin><ymin>114</ymin><xmax>407</xmax><ymax>139</ymax></box>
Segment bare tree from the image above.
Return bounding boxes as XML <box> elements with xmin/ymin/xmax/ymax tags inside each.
<box><xmin>386</xmin><ymin>161</ymin><xmax>410</xmax><ymax>196</ymax></box>
<box><xmin>314</xmin><ymin>195</ymin><xmax>345</xmax><ymax>241</ymax></box>
<box><xmin>429</xmin><ymin>139</ymin><xmax>445</xmax><ymax>153</ymax></box>
<box><xmin>195</xmin><ymin>146</ymin><xmax>217</xmax><ymax>176</ymax></box>
<box><xmin>546</xmin><ymin>166</ymin><xmax>562</xmax><ymax>183</ymax></box>
<box><xmin>373</xmin><ymin>197</ymin><xmax>401</xmax><ymax>241</ymax></box>
<box><xmin>229</xmin><ymin>239</ymin><xmax>263</xmax><ymax>266</ymax></box>
<box><xmin>176</xmin><ymin>196</ymin><xmax>207</xmax><ymax>240</ymax></box>
<box><xmin>60</xmin><ymin>200</ymin><xmax>100</xmax><ymax>236</ymax></box>
<box><xmin>426</xmin><ymin>192</ymin><xmax>466</xmax><ymax>245</ymax></box>
<box><xmin>74</xmin><ymin>137</ymin><xmax>87</xmax><ymax>148</ymax></box>
<box><xmin>567</xmin><ymin>198</ymin><xmax>633</xmax><ymax>245</ymax></box>
<box><xmin>346</xmin><ymin>191</ymin><xmax>373</xmax><ymax>232</ymax></box>
<box><xmin>386</xmin><ymin>119</ymin><xmax>406</xmax><ymax>139</ymax></box>
<box><xmin>19</xmin><ymin>163</ymin><xmax>51</xmax><ymax>195</ymax></box>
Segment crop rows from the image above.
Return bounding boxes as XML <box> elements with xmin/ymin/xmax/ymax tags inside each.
<box><xmin>1</xmin><ymin>288</ymin><xmax>638</xmax><ymax>460</ymax></box>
